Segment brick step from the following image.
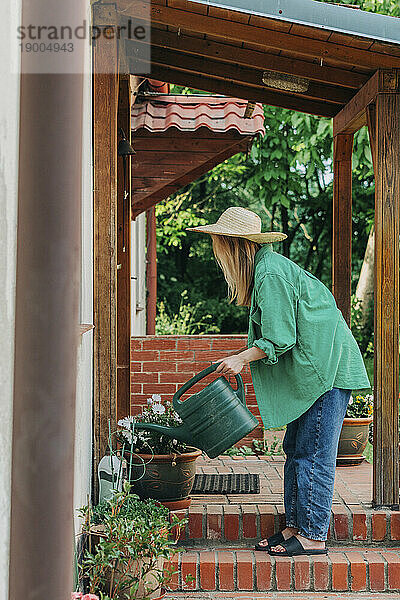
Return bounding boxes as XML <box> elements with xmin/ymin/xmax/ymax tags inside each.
<box><xmin>172</xmin><ymin>504</ymin><xmax>400</xmax><ymax>547</ymax></box>
<box><xmin>164</xmin><ymin>593</ymin><xmax>400</xmax><ymax>599</ymax></box>
<box><xmin>165</xmin><ymin>546</ymin><xmax>400</xmax><ymax>593</ymax></box>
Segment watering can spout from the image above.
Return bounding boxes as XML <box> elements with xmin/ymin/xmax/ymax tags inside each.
<box><xmin>134</xmin><ymin>422</ymin><xmax>192</xmax><ymax>446</ymax></box>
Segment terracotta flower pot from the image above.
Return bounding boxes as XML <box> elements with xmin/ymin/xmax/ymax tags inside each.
<box><xmin>336</xmin><ymin>416</ymin><xmax>373</xmax><ymax>466</ymax></box>
<box><xmin>128</xmin><ymin>447</ymin><xmax>202</xmax><ymax>508</ymax></box>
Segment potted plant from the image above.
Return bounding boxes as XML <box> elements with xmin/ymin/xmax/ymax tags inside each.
<box><xmin>337</xmin><ymin>394</ymin><xmax>373</xmax><ymax>466</ymax></box>
<box><xmin>78</xmin><ymin>481</ymin><xmax>184</xmax><ymax>600</ymax></box>
<box><xmin>117</xmin><ymin>395</ymin><xmax>201</xmax><ymax>510</ymax></box>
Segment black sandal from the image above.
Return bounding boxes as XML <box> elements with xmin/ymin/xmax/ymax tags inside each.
<box><xmin>268</xmin><ymin>535</ymin><xmax>327</xmax><ymax>557</ymax></box>
<box><xmin>255</xmin><ymin>531</ymin><xmax>285</xmax><ymax>551</ymax></box>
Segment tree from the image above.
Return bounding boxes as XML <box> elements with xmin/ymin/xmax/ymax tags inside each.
<box><xmin>155</xmin><ymin>0</ymin><xmax>395</xmax><ymax>337</ymax></box>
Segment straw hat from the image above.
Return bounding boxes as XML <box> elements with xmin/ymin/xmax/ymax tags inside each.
<box><xmin>186</xmin><ymin>207</ymin><xmax>287</xmax><ymax>244</ymax></box>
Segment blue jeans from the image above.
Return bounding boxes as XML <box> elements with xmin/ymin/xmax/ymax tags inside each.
<box><xmin>283</xmin><ymin>387</ymin><xmax>351</xmax><ymax>541</ymax></box>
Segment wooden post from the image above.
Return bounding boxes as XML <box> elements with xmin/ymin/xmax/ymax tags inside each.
<box><xmin>146</xmin><ymin>207</ymin><xmax>157</xmax><ymax>335</ymax></box>
<box><xmin>373</xmin><ymin>73</ymin><xmax>400</xmax><ymax>508</ymax></box>
<box><xmin>332</xmin><ymin>133</ymin><xmax>354</xmax><ymax>325</ymax></box>
<box><xmin>117</xmin><ymin>76</ymin><xmax>132</xmax><ymax>421</ymax></box>
<box><xmin>93</xmin><ymin>4</ymin><xmax>119</xmax><ymax>488</ymax></box>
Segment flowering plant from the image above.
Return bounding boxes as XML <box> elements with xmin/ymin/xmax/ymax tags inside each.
<box><xmin>346</xmin><ymin>394</ymin><xmax>373</xmax><ymax>419</ymax></box>
<box><xmin>117</xmin><ymin>395</ymin><xmax>188</xmax><ymax>455</ymax></box>
<box><xmin>78</xmin><ymin>482</ymin><xmax>184</xmax><ymax>600</ymax></box>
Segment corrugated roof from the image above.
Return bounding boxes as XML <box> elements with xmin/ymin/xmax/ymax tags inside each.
<box><xmin>131</xmin><ymin>95</ymin><xmax>265</xmax><ymax>135</ymax></box>
<box><xmin>190</xmin><ymin>0</ymin><xmax>400</xmax><ymax>46</ymax></box>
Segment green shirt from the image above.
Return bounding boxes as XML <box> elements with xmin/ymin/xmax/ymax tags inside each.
<box><xmin>247</xmin><ymin>245</ymin><xmax>370</xmax><ymax>428</ymax></box>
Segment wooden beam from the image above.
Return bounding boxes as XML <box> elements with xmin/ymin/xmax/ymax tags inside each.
<box><xmin>144</xmin><ymin>28</ymin><xmax>368</xmax><ymax>90</ymax></box>
<box><xmin>93</xmin><ymin>4</ymin><xmax>119</xmax><ymax>493</ymax></box>
<box><xmin>333</xmin><ymin>71</ymin><xmax>379</xmax><ymax>135</ymax></box>
<box><xmin>146</xmin><ymin>207</ymin><xmax>157</xmax><ymax>335</ymax></box>
<box><xmin>132</xmin><ymin>139</ymin><xmax>248</xmax><ymax>216</ymax></box>
<box><xmin>132</xmin><ymin>137</ymin><xmax>237</xmax><ymax>152</ymax></box>
<box><xmin>373</xmin><ymin>86</ymin><xmax>400</xmax><ymax>508</ymax></box>
<box><xmin>134</xmin><ymin>45</ymin><xmax>354</xmax><ymax>105</ymax></box>
<box><xmin>133</xmin><ymin>61</ymin><xmax>339</xmax><ymax>117</ymax></box>
<box><xmin>120</xmin><ymin>1</ymin><xmax>400</xmax><ymax>70</ymax></box>
<box><xmin>366</xmin><ymin>103</ymin><xmax>377</xmax><ymax>173</ymax></box>
<box><xmin>116</xmin><ymin>76</ymin><xmax>132</xmax><ymax>422</ymax></box>
<box><xmin>332</xmin><ymin>134</ymin><xmax>353</xmax><ymax>326</ymax></box>
<box><xmin>333</xmin><ymin>70</ymin><xmax>400</xmax><ymax>136</ymax></box>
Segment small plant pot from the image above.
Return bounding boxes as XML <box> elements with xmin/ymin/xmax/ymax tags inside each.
<box><xmin>128</xmin><ymin>447</ymin><xmax>201</xmax><ymax>507</ymax></box>
<box><xmin>87</xmin><ymin>526</ymin><xmax>165</xmax><ymax>600</ymax></box>
<box><xmin>337</xmin><ymin>417</ymin><xmax>373</xmax><ymax>466</ymax></box>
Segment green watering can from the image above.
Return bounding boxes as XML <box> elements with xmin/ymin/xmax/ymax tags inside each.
<box><xmin>134</xmin><ymin>363</ymin><xmax>259</xmax><ymax>458</ymax></box>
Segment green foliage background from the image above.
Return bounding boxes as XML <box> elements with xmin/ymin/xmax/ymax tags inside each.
<box><xmin>155</xmin><ymin>0</ymin><xmax>397</xmax><ymax>341</ymax></box>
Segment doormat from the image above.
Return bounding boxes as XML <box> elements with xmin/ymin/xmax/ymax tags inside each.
<box><xmin>191</xmin><ymin>473</ymin><xmax>260</xmax><ymax>495</ymax></box>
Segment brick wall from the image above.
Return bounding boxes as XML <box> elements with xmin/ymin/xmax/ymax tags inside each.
<box><xmin>130</xmin><ymin>335</ymin><xmax>262</xmax><ymax>445</ymax></box>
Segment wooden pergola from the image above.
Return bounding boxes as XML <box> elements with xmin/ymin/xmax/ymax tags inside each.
<box><xmin>93</xmin><ymin>0</ymin><xmax>400</xmax><ymax>507</ymax></box>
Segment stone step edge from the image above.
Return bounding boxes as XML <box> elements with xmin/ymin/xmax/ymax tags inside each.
<box><xmin>170</xmin><ymin>504</ymin><xmax>400</xmax><ymax>544</ymax></box>
<box><xmin>165</xmin><ymin>547</ymin><xmax>400</xmax><ymax>593</ymax></box>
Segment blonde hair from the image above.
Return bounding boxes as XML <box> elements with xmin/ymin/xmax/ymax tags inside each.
<box><xmin>211</xmin><ymin>235</ymin><xmax>261</xmax><ymax>307</ymax></box>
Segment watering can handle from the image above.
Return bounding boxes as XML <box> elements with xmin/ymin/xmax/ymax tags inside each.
<box><xmin>173</xmin><ymin>363</ymin><xmax>245</xmax><ymax>409</ymax></box>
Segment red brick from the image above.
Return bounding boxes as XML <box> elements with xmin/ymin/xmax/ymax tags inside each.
<box><xmin>130</xmin><ymin>394</ymin><xmax>158</xmax><ymax>406</ymax></box>
<box><xmin>278</xmin><ymin>508</ymin><xmax>286</xmax><ymax>532</ymax></box>
<box><xmin>258</xmin><ymin>505</ymin><xmax>275</xmax><ymax>540</ymax></box>
<box><xmin>164</xmin><ymin>555</ymin><xmax>179</xmax><ymax>591</ymax></box>
<box><xmin>218</xmin><ymin>551</ymin><xmax>234</xmax><ymax>591</ymax></box>
<box><xmin>199</xmin><ymin>551</ymin><xmax>216</xmax><ymax>591</ymax></box>
<box><xmin>177</xmin><ymin>361</ymin><xmax>209</xmax><ymax>372</ymax></box>
<box><xmin>170</xmin><ymin>510</ymin><xmax>187</xmax><ymax>542</ymax></box>
<box><xmin>142</xmin><ymin>361</ymin><xmax>177</xmax><ymax>373</ymax></box>
<box><xmin>159</xmin><ymin>350</ymin><xmax>194</xmax><ymax>361</ymax></box>
<box><xmin>132</xmin><ymin>372</ymin><xmax>158</xmax><ymax>383</ymax></box>
<box><xmin>181</xmin><ymin>552</ymin><xmax>197</xmax><ymax>590</ymax></box>
<box><xmin>160</xmin><ymin>372</ymin><xmax>195</xmax><ymax>384</ymax></box>
<box><xmin>330</xmin><ymin>552</ymin><xmax>349</xmax><ymax>591</ymax></box>
<box><xmin>313</xmin><ymin>555</ymin><xmax>329</xmax><ymax>591</ymax></box>
<box><xmin>207</xmin><ymin>505</ymin><xmax>222</xmax><ymax>540</ymax></box>
<box><xmin>212</xmin><ymin>337</ymin><xmax>247</xmax><ymax>350</ymax></box>
<box><xmin>177</xmin><ymin>338</ymin><xmax>212</xmax><ymax>350</ymax></box>
<box><xmin>142</xmin><ymin>383</ymin><xmax>177</xmax><ymax>394</ymax></box>
<box><xmin>130</xmin><ymin>338</ymin><xmax>143</xmax><ymax>350</ymax></box>
<box><xmin>131</xmin><ymin>361</ymin><xmax>142</xmax><ymax>372</ymax></box>
<box><xmin>242</xmin><ymin>505</ymin><xmax>257</xmax><ymax>538</ymax></box>
<box><xmin>346</xmin><ymin>551</ymin><xmax>366</xmax><ymax>591</ymax></box>
<box><xmin>236</xmin><ymin>551</ymin><xmax>253</xmax><ymax>590</ymax></box>
<box><xmin>130</xmin><ymin>383</ymin><xmax>142</xmax><ymax>394</ymax></box>
<box><xmin>275</xmin><ymin>556</ymin><xmax>292</xmax><ymax>591</ymax></box>
<box><xmin>372</xmin><ymin>512</ymin><xmax>387</xmax><ymax>541</ymax></box>
<box><xmin>390</xmin><ymin>512</ymin><xmax>400</xmax><ymax>540</ymax></box>
<box><xmin>381</xmin><ymin>551</ymin><xmax>400</xmax><ymax>590</ymax></box>
<box><xmin>194</xmin><ymin>350</ymin><xmax>231</xmax><ymax>362</ymax></box>
<box><xmin>142</xmin><ymin>338</ymin><xmax>177</xmax><ymax>350</ymax></box>
<box><xmin>294</xmin><ymin>555</ymin><xmax>310</xmax><ymax>591</ymax></box>
<box><xmin>352</xmin><ymin>509</ymin><xmax>367</xmax><ymax>541</ymax></box>
<box><xmin>224</xmin><ymin>505</ymin><xmax>239</xmax><ymax>541</ymax></box>
<box><xmin>364</xmin><ymin>550</ymin><xmax>385</xmax><ymax>591</ymax></box>
<box><xmin>188</xmin><ymin>505</ymin><xmax>204</xmax><ymax>539</ymax></box>
<box><xmin>131</xmin><ymin>350</ymin><xmax>159</xmax><ymax>361</ymax></box>
<box><xmin>255</xmin><ymin>552</ymin><xmax>272</xmax><ymax>591</ymax></box>
<box><xmin>332</xmin><ymin>509</ymin><xmax>349</xmax><ymax>540</ymax></box>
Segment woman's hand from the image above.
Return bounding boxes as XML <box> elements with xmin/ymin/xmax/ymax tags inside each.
<box><xmin>214</xmin><ymin>354</ymin><xmax>247</xmax><ymax>376</ymax></box>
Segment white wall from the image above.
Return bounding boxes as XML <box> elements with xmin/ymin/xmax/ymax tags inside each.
<box><xmin>0</xmin><ymin>0</ymin><xmax>22</xmax><ymax>595</ymax></box>
<box><xmin>131</xmin><ymin>212</ymin><xmax>147</xmax><ymax>336</ymax></box>
<box><xmin>73</xmin><ymin>10</ymin><xmax>93</xmax><ymax>534</ymax></box>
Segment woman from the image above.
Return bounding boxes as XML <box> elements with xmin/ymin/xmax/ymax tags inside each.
<box><xmin>187</xmin><ymin>206</ymin><xmax>370</xmax><ymax>557</ymax></box>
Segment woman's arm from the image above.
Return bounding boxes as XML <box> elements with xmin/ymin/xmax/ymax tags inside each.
<box><xmin>214</xmin><ymin>346</ymin><xmax>266</xmax><ymax>376</ymax></box>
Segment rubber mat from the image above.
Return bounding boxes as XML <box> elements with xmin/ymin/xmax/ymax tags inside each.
<box><xmin>191</xmin><ymin>473</ymin><xmax>260</xmax><ymax>494</ymax></box>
